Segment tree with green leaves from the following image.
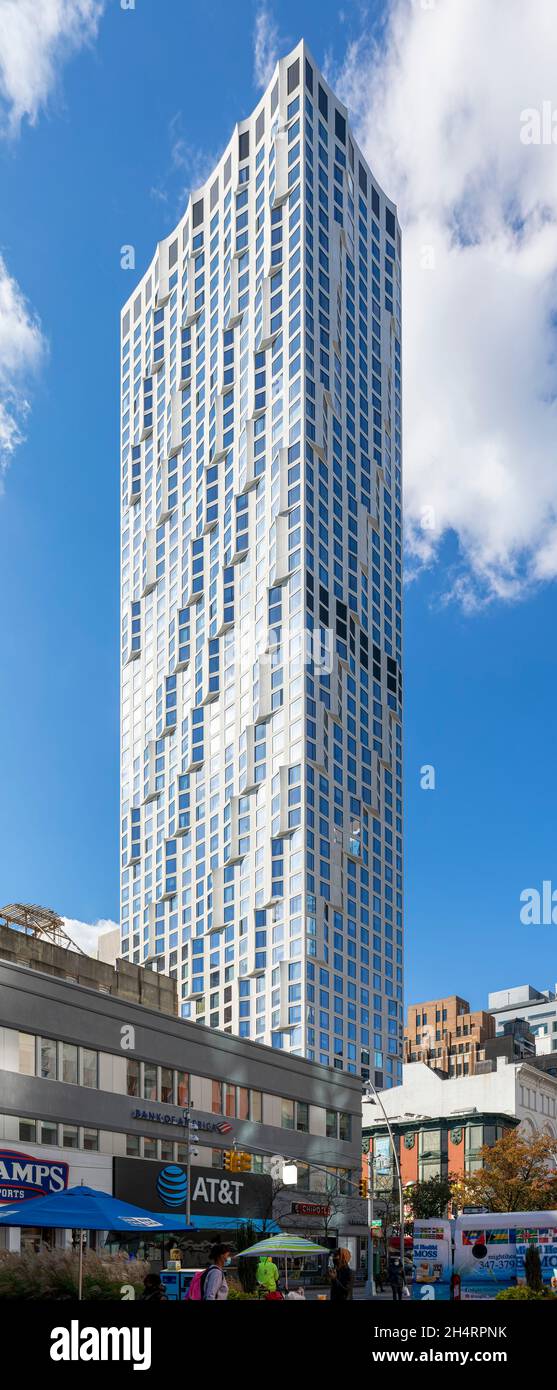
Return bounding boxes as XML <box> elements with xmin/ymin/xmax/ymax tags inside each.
<box><xmin>405</xmin><ymin>1174</ymin><xmax>455</xmax><ymax>1221</ymax></box>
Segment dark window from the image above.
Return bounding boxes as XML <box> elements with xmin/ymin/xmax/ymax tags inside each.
<box><xmin>256</xmin><ymin>109</ymin><xmax>265</xmax><ymax>144</ymax></box>
<box><xmin>169</xmin><ymin>238</ymin><xmax>178</xmax><ymax>268</ymax></box>
<box><xmin>224</xmin><ymin>153</ymin><xmax>232</xmax><ymax>186</ymax></box>
<box><xmin>386</xmin><ymin>207</ymin><xmax>396</xmax><ymax>237</ymax></box>
<box><xmin>193</xmin><ymin>199</ymin><xmax>203</xmax><ymax>228</ymax></box>
<box><xmin>239</xmin><ymin>130</ymin><xmax>249</xmax><ymax>161</ymax></box>
<box><xmin>335</xmin><ymin>109</ymin><xmax>346</xmax><ymax>144</ymax></box>
<box><xmin>305</xmin><ymin>57</ymin><xmax>313</xmax><ymax>93</ymax></box>
<box><xmin>271</xmin><ymin>80</ymin><xmax>279</xmax><ymax>114</ymax></box>
<box><xmin>287</xmin><ymin>59</ymin><xmax>299</xmax><ymax>94</ymax></box>
<box><xmin>359</xmin><ymin>161</ymin><xmax>367</xmax><ymax>195</ymax></box>
<box><xmin>371</xmin><ymin>185</ymin><xmax>380</xmax><ymax>218</ymax></box>
<box><xmin>318</xmin><ymin>84</ymin><xmax>328</xmax><ymax>120</ymax></box>
<box><xmin>210</xmin><ymin>178</ymin><xmax>219</xmax><ymax>210</ymax></box>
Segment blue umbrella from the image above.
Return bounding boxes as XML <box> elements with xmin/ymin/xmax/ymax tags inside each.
<box><xmin>0</xmin><ymin>1184</ymin><xmax>190</xmax><ymax>1299</ymax></box>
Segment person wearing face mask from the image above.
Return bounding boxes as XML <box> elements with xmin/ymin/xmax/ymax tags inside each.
<box><xmin>202</xmin><ymin>1242</ymin><xmax>234</xmax><ymax>1300</ymax></box>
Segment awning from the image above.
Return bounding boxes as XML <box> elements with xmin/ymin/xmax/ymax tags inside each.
<box><xmin>183</xmin><ymin>1216</ymin><xmax>281</xmax><ymax>1233</ymax></box>
<box><xmin>107</xmin><ymin>1215</ymin><xmax>281</xmax><ymax>1238</ymax></box>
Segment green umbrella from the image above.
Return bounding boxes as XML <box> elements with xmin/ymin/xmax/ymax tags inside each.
<box><xmin>237</xmin><ymin>1233</ymin><xmax>329</xmax><ymax>1292</ymax></box>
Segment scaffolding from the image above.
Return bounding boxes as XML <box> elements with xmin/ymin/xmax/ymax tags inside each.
<box><xmin>0</xmin><ymin>903</ymin><xmax>85</xmax><ymax>954</ymax></box>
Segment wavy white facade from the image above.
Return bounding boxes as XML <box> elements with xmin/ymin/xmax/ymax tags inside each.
<box><xmin>120</xmin><ymin>41</ymin><xmax>403</xmax><ymax>1084</ymax></box>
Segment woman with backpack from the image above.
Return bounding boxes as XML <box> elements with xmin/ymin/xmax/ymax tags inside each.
<box><xmin>187</xmin><ymin>1243</ymin><xmax>233</xmax><ymax>1301</ymax></box>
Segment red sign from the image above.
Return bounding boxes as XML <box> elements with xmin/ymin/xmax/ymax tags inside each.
<box><xmin>291</xmin><ymin>1202</ymin><xmax>331</xmax><ymax>1217</ymax></box>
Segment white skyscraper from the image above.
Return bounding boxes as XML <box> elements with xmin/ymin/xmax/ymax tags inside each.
<box><xmin>120</xmin><ymin>41</ymin><xmax>403</xmax><ymax>1084</ymax></box>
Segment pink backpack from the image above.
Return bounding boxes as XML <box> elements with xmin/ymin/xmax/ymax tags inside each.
<box><xmin>186</xmin><ymin>1268</ymin><xmax>208</xmax><ymax>1301</ymax></box>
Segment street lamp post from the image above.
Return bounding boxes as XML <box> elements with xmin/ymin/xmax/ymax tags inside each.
<box><xmin>364</xmin><ymin>1146</ymin><xmax>375</xmax><ymax>1299</ymax></box>
<box><xmin>363</xmin><ymin>1080</ymin><xmax>405</xmax><ymax>1273</ymax></box>
<box><xmin>182</xmin><ymin>1108</ymin><xmax>199</xmax><ymax>1228</ymax></box>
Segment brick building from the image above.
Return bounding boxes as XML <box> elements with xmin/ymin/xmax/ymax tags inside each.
<box><xmin>404</xmin><ymin>994</ymin><xmax>495</xmax><ymax>1077</ymax></box>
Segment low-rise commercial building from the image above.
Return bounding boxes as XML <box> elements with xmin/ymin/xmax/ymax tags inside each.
<box><xmin>362</xmin><ymin>1059</ymin><xmax>557</xmax><ymax>1196</ymax></box>
<box><xmin>0</xmin><ymin>929</ymin><xmax>366</xmax><ymax>1262</ymax></box>
<box><xmin>488</xmin><ymin>984</ymin><xmax>557</xmax><ymax>1057</ymax></box>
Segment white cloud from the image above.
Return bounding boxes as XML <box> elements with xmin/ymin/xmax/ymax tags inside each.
<box><xmin>63</xmin><ymin>916</ymin><xmax>119</xmax><ymax>956</ymax></box>
<box><xmin>0</xmin><ymin>255</ymin><xmax>46</xmax><ymax>480</ymax></box>
<box><xmin>253</xmin><ymin>2</ymin><xmax>279</xmax><ymax>91</ymax></box>
<box><xmin>331</xmin><ymin>0</ymin><xmax>557</xmax><ymax>604</ymax></box>
<box><xmin>0</xmin><ymin>0</ymin><xmax>104</xmax><ymax>136</ymax></box>
<box><xmin>150</xmin><ymin>111</ymin><xmax>221</xmax><ymax>210</ymax></box>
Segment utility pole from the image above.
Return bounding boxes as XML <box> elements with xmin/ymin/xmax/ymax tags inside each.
<box><xmin>363</xmin><ymin>1080</ymin><xmax>405</xmax><ymax>1271</ymax></box>
<box><xmin>183</xmin><ymin>1108</ymin><xmax>199</xmax><ymax>1227</ymax></box>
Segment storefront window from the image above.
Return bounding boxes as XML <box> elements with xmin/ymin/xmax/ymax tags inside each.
<box><xmin>19</xmin><ymin>1118</ymin><xmax>36</xmax><ymax>1142</ymax></box>
<box><xmin>281</xmin><ymin>1098</ymin><xmax>295</xmax><ymax>1129</ymax></box>
<box><xmin>223</xmin><ymin>1083</ymin><xmax>236</xmax><ymax>1118</ymax></box>
<box><xmin>176</xmin><ymin>1143</ymin><xmax>188</xmax><ymax>1163</ymax></box>
<box><xmin>176</xmin><ymin>1071</ymin><xmax>189</xmax><ymax>1106</ymax></box>
<box><xmin>82</xmin><ymin>1049</ymin><xmax>98</xmax><ymax>1089</ymax></box>
<box><xmin>296</xmin><ymin>1101</ymin><xmax>309</xmax><ymax>1133</ymax></box>
<box><xmin>237</xmin><ymin>1086</ymin><xmax>249</xmax><ymax>1120</ymax></box>
<box><xmin>18</xmin><ymin>1032</ymin><xmax>35</xmax><ymax>1075</ymax></box>
<box><xmin>250</xmin><ymin>1090</ymin><xmax>262</xmax><ymax>1123</ymax></box>
<box><xmin>325</xmin><ymin>1109</ymin><xmax>337</xmax><ymax>1139</ymax></box>
<box><xmin>143</xmin><ymin>1064</ymin><xmax>158</xmax><ymax>1101</ymax></box>
<box><xmin>126</xmin><ymin>1134</ymin><xmax>141</xmax><ymax>1157</ymax></box>
<box><xmin>40</xmin><ymin>1038</ymin><xmax>57</xmax><ymax>1080</ymax></box>
<box><xmin>21</xmin><ymin>1227</ymin><xmax>54</xmax><ymax>1253</ymax></box>
<box><xmin>160</xmin><ymin>1068</ymin><xmax>173</xmax><ymax>1104</ymax></box>
<box><xmin>126</xmin><ymin>1059</ymin><xmax>140</xmax><ymax>1097</ymax></box>
<box><xmin>83</xmin><ymin>1129</ymin><xmax>99</xmax><ymax>1151</ymax></box>
<box><xmin>310</xmin><ymin>1167</ymin><xmax>326</xmax><ymax>1193</ymax></box>
<box><xmin>296</xmin><ymin>1162</ymin><xmax>310</xmax><ymax>1191</ymax></box>
<box><xmin>160</xmin><ymin>1139</ymin><xmax>173</xmax><ymax>1160</ymax></box>
<box><xmin>339</xmin><ymin>1113</ymin><xmax>352</xmax><ymax>1142</ymax></box>
<box><xmin>40</xmin><ymin>1120</ymin><xmax>58</xmax><ymax>1146</ymax></box>
<box><xmin>143</xmin><ymin>1137</ymin><xmax>157</xmax><ymax>1159</ymax></box>
<box><xmin>61</xmin><ymin>1042</ymin><xmax>78</xmax><ymax>1085</ymax></box>
<box><xmin>62</xmin><ymin>1125</ymin><xmax>79</xmax><ymax>1149</ymax></box>
<box><xmin>212</xmin><ymin>1080</ymin><xmax>222</xmax><ymax>1114</ymax></box>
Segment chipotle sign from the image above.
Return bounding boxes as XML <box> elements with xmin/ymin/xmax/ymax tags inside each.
<box><xmin>291</xmin><ymin>1201</ymin><xmax>330</xmax><ymax>1217</ymax></box>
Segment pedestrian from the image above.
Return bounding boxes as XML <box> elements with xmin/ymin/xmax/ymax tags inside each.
<box><xmin>139</xmin><ymin>1273</ymin><xmax>167</xmax><ymax>1302</ymax></box>
<box><xmin>202</xmin><ymin>1242</ymin><xmax>234</xmax><ymax>1301</ymax></box>
<box><xmin>387</xmin><ymin>1254</ymin><xmax>405</xmax><ymax>1301</ymax></box>
<box><xmin>373</xmin><ymin>1245</ymin><xmax>383</xmax><ymax>1292</ymax></box>
<box><xmin>329</xmin><ymin>1247</ymin><xmax>354</xmax><ymax>1301</ymax></box>
<box><xmin>256</xmin><ymin>1253</ymin><xmax>280</xmax><ymax>1296</ymax></box>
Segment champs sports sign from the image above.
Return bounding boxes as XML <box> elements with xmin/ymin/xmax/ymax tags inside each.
<box><xmin>0</xmin><ymin>1150</ymin><xmax>70</xmax><ymax>1203</ymax></box>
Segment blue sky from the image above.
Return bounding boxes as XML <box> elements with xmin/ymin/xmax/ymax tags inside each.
<box><xmin>0</xmin><ymin>0</ymin><xmax>556</xmax><ymax>1013</ymax></box>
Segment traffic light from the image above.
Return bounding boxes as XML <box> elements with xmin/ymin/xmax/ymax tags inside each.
<box><xmin>237</xmin><ymin>1151</ymin><xmax>252</xmax><ymax>1172</ymax></box>
<box><xmin>359</xmin><ymin>1177</ymin><xmax>368</xmax><ymax>1199</ymax></box>
<box><xmin>223</xmin><ymin>1150</ymin><xmax>240</xmax><ymax>1172</ymax></box>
